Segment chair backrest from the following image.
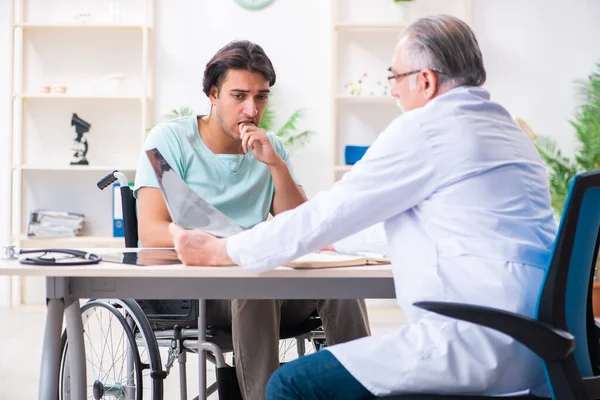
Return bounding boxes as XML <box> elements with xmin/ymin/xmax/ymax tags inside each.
<box><xmin>119</xmin><ymin>185</ymin><xmax>139</xmax><ymax>248</ymax></box>
<box><xmin>536</xmin><ymin>170</ymin><xmax>600</xmax><ymax>380</ymax></box>
<box><xmin>97</xmin><ymin>171</ymin><xmax>139</xmax><ymax>248</ymax></box>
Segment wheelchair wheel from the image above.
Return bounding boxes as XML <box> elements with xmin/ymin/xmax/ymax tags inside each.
<box><xmin>59</xmin><ymin>299</ymin><xmax>164</xmax><ymax>400</ymax></box>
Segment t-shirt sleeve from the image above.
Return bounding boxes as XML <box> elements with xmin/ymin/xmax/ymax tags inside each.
<box><xmin>133</xmin><ymin>123</ymin><xmax>186</xmax><ymax>198</ymax></box>
<box><xmin>267</xmin><ymin>132</ymin><xmax>301</xmax><ymax>186</ymax></box>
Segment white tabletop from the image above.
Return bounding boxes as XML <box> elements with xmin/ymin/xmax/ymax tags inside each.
<box><xmin>0</xmin><ymin>248</ymin><xmax>394</xmax><ymax>279</ymax></box>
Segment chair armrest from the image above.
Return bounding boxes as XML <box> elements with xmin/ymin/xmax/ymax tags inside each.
<box><xmin>414</xmin><ymin>301</ymin><xmax>575</xmax><ymax>362</ymax></box>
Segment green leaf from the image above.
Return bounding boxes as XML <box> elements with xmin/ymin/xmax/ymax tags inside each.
<box><xmin>259</xmin><ymin>102</ymin><xmax>276</xmax><ymax>132</ymax></box>
<box><xmin>259</xmin><ymin>95</ymin><xmax>314</xmax><ymax>151</ymax></box>
<box><xmin>165</xmin><ymin>106</ymin><xmax>196</xmax><ymax>120</ymax></box>
<box><xmin>534</xmin><ymin>136</ymin><xmax>579</xmax><ymax>214</ymax></box>
<box><xmin>276</xmin><ymin>109</ymin><xmax>303</xmax><ymax>139</ymax></box>
<box><xmin>284</xmin><ymin>129</ymin><xmax>316</xmax><ymax>151</ymax></box>
<box><xmin>534</xmin><ymin>61</ymin><xmax>600</xmax><ymax>214</ymax></box>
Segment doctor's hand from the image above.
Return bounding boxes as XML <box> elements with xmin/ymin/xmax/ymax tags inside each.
<box><xmin>169</xmin><ymin>223</ymin><xmax>235</xmax><ymax>267</ymax></box>
<box><xmin>239</xmin><ymin>123</ymin><xmax>282</xmax><ymax>167</ymax></box>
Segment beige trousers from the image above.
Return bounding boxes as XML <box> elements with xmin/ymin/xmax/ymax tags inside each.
<box><xmin>225</xmin><ymin>299</ymin><xmax>371</xmax><ymax>400</ymax></box>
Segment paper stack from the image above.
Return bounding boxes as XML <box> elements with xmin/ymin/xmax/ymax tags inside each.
<box><xmin>27</xmin><ymin>209</ymin><xmax>86</xmax><ymax>237</ymax></box>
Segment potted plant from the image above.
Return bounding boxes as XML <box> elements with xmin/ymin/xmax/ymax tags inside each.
<box><xmin>533</xmin><ymin>62</ymin><xmax>600</xmax><ymax>315</ymax></box>
<box><xmin>258</xmin><ymin>101</ymin><xmax>315</xmax><ymax>151</ymax></box>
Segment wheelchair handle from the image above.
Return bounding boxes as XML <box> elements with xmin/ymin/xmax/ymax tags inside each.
<box><xmin>97</xmin><ymin>170</ymin><xmax>129</xmax><ymax>190</ymax></box>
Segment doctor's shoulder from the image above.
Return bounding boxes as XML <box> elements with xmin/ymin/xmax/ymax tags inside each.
<box><xmin>380</xmin><ymin>111</ymin><xmax>424</xmax><ymax>140</ymax></box>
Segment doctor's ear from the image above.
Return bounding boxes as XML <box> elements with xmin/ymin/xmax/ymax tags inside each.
<box><xmin>421</xmin><ymin>70</ymin><xmax>438</xmax><ymax>100</ymax></box>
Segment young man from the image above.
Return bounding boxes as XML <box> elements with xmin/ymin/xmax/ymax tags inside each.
<box><xmin>168</xmin><ymin>16</ymin><xmax>557</xmax><ymax>399</ymax></box>
<box><xmin>134</xmin><ymin>40</ymin><xmax>370</xmax><ymax>400</ymax></box>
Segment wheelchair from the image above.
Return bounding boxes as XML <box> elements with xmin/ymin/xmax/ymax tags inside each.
<box><xmin>57</xmin><ymin>170</ymin><xmax>326</xmax><ymax>400</ymax></box>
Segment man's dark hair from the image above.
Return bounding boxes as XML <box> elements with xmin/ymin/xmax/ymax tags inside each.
<box><xmin>203</xmin><ymin>40</ymin><xmax>276</xmax><ymax>97</ymax></box>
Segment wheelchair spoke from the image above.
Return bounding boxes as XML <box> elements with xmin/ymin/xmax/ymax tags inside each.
<box><xmin>61</xmin><ymin>303</ymin><xmax>145</xmax><ymax>400</ymax></box>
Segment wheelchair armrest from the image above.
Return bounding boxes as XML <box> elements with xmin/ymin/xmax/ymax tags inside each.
<box><xmin>414</xmin><ymin>301</ymin><xmax>575</xmax><ymax>362</ymax></box>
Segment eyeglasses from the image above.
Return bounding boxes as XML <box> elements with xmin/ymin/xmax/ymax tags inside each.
<box><xmin>387</xmin><ymin>69</ymin><xmax>444</xmax><ymax>84</ymax></box>
<box><xmin>387</xmin><ymin>69</ymin><xmax>421</xmax><ymax>84</ymax></box>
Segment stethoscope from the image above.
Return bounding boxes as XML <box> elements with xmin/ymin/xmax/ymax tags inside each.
<box><xmin>2</xmin><ymin>245</ymin><xmax>102</xmax><ymax>266</ymax></box>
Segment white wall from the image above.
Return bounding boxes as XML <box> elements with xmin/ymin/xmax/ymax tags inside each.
<box><xmin>472</xmin><ymin>0</ymin><xmax>600</xmax><ymax>156</ymax></box>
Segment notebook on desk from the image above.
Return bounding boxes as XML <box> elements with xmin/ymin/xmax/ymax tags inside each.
<box><xmin>287</xmin><ymin>251</ymin><xmax>390</xmax><ymax>269</ymax></box>
<box><xmin>146</xmin><ymin>148</ymin><xmax>246</xmax><ymax>238</ymax></box>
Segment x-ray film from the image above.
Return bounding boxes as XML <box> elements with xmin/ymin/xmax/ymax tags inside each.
<box><xmin>146</xmin><ymin>148</ymin><xmax>246</xmax><ymax>238</ymax></box>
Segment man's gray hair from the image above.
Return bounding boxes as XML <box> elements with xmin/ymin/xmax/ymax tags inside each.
<box><xmin>400</xmin><ymin>15</ymin><xmax>486</xmax><ymax>89</ymax></box>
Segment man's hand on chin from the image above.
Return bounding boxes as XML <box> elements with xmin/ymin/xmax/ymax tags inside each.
<box><xmin>169</xmin><ymin>223</ymin><xmax>235</xmax><ymax>267</ymax></box>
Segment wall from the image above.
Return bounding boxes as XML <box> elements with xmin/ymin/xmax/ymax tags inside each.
<box><xmin>472</xmin><ymin>0</ymin><xmax>600</xmax><ymax>155</ymax></box>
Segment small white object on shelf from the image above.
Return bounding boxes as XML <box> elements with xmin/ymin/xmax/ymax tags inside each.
<box><xmin>92</xmin><ymin>73</ymin><xmax>126</xmax><ymax>96</ymax></box>
<box><xmin>50</xmin><ymin>84</ymin><xmax>67</xmax><ymax>94</ymax></box>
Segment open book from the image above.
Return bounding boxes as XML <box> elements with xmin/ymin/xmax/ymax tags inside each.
<box><xmin>287</xmin><ymin>251</ymin><xmax>390</xmax><ymax>269</ymax></box>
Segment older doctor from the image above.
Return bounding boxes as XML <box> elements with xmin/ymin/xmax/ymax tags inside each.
<box><xmin>169</xmin><ymin>14</ymin><xmax>556</xmax><ymax>400</ymax></box>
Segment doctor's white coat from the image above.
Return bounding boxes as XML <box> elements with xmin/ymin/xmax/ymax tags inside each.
<box><xmin>227</xmin><ymin>87</ymin><xmax>557</xmax><ymax>397</ymax></box>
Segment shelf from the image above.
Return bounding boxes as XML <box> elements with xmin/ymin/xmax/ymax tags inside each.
<box><xmin>336</xmin><ymin>94</ymin><xmax>397</xmax><ymax>103</ymax></box>
<box><xmin>19</xmin><ymin>235</ymin><xmax>125</xmax><ymax>249</ymax></box>
<box><xmin>334</xmin><ymin>165</ymin><xmax>353</xmax><ymax>173</ymax></box>
<box><xmin>14</xmin><ymin>23</ymin><xmax>148</xmax><ymax>30</ymax></box>
<box><xmin>17</xmin><ymin>165</ymin><xmax>137</xmax><ymax>172</ymax></box>
<box><xmin>334</xmin><ymin>23</ymin><xmax>406</xmax><ymax>32</ymax></box>
<box><xmin>15</xmin><ymin>93</ymin><xmax>145</xmax><ymax>100</ymax></box>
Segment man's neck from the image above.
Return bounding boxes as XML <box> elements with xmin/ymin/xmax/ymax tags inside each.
<box><xmin>198</xmin><ymin>115</ymin><xmax>244</xmax><ymax>155</ymax></box>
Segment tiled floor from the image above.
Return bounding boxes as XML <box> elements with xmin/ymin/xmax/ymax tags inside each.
<box><xmin>0</xmin><ymin>302</ymin><xmax>405</xmax><ymax>400</ymax></box>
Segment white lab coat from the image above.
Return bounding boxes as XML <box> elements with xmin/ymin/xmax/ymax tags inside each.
<box><xmin>227</xmin><ymin>87</ymin><xmax>557</xmax><ymax>396</ymax></box>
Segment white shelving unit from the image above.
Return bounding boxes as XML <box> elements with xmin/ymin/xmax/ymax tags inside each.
<box><xmin>9</xmin><ymin>0</ymin><xmax>153</xmax><ymax>306</ymax></box>
<box><xmin>330</xmin><ymin>0</ymin><xmax>473</xmax><ymax>181</ymax></box>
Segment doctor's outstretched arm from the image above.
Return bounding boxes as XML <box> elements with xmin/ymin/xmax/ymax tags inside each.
<box><xmin>172</xmin><ymin>115</ymin><xmax>440</xmax><ymax>272</ymax></box>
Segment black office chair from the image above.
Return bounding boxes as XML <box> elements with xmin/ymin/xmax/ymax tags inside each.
<box><xmin>56</xmin><ymin>170</ymin><xmax>326</xmax><ymax>400</ymax></box>
<box><xmin>380</xmin><ymin>170</ymin><xmax>600</xmax><ymax>399</ymax></box>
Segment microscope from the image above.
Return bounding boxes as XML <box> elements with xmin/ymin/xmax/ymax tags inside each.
<box><xmin>70</xmin><ymin>113</ymin><xmax>91</xmax><ymax>165</ymax></box>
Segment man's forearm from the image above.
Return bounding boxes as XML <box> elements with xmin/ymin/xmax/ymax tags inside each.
<box><xmin>139</xmin><ymin>220</ymin><xmax>175</xmax><ymax>248</ymax></box>
<box><xmin>268</xmin><ymin>160</ymin><xmax>307</xmax><ymax>214</ymax></box>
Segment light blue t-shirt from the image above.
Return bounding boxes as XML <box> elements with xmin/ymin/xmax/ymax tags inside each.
<box><xmin>134</xmin><ymin>116</ymin><xmax>299</xmax><ymax>229</ymax></box>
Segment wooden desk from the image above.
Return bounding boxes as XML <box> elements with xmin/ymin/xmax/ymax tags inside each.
<box><xmin>0</xmin><ymin>249</ymin><xmax>395</xmax><ymax>400</ymax></box>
